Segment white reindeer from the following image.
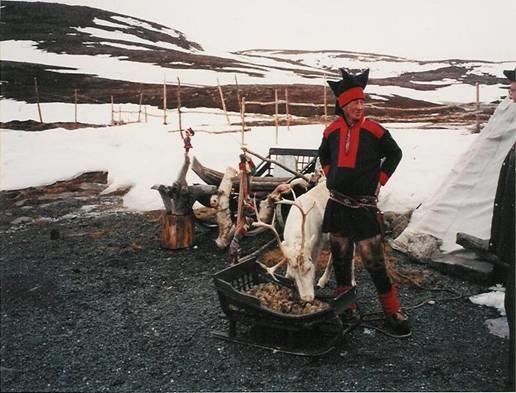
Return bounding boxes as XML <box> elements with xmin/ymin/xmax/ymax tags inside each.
<box><xmin>254</xmin><ymin>181</ymin><xmax>332</xmax><ymax>302</ymax></box>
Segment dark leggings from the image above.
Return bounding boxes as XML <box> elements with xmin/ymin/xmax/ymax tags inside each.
<box><xmin>330</xmin><ymin>233</ymin><xmax>392</xmax><ymax>294</ymax></box>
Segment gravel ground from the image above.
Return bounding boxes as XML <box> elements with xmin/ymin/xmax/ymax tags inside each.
<box><xmin>0</xmin><ymin>191</ymin><xmax>510</xmax><ymax>392</ymax></box>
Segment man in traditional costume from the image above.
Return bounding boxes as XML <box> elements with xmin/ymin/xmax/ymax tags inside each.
<box><xmin>318</xmin><ymin>68</ymin><xmax>410</xmax><ymax>334</ymax></box>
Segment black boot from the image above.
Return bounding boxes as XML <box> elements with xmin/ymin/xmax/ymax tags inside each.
<box><xmin>385</xmin><ymin>311</ymin><xmax>411</xmax><ymax>335</ymax></box>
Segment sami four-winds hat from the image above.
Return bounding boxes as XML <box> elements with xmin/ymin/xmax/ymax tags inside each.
<box><xmin>328</xmin><ymin>68</ymin><xmax>369</xmax><ymax>107</ymax></box>
<box><xmin>503</xmin><ymin>67</ymin><xmax>516</xmax><ymax>82</ymax></box>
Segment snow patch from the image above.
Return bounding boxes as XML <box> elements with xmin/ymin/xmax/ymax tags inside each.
<box><xmin>74</xmin><ymin>27</ymin><xmax>192</xmax><ymax>53</ymax></box>
<box><xmin>110</xmin><ymin>15</ymin><xmax>183</xmax><ymax>40</ymax></box>
<box><xmin>470</xmin><ymin>286</ymin><xmax>506</xmax><ymax>316</ymax></box>
<box><xmin>485</xmin><ymin>318</ymin><xmax>509</xmax><ymax>338</ymax></box>
<box><xmin>92</xmin><ymin>17</ymin><xmax>128</xmax><ymax>30</ymax></box>
<box><xmin>1</xmin><ymin>102</ymin><xmax>478</xmax><ymax>215</ymax></box>
<box><xmin>102</xmin><ymin>42</ymin><xmax>151</xmax><ymax>51</ymax></box>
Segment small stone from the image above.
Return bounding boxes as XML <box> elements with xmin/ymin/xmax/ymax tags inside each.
<box><xmin>363</xmin><ymin>328</ymin><xmax>375</xmax><ymax>335</ymax></box>
<box><xmin>11</xmin><ymin>216</ymin><xmax>33</xmax><ymax>225</ymax></box>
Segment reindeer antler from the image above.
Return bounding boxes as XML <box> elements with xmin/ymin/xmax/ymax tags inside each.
<box><xmin>252</xmin><ymin>197</ymin><xmax>290</xmax><ymax>280</ymax></box>
<box><xmin>256</xmin><ymin>259</ymin><xmax>287</xmax><ymax>282</ymax></box>
<box><xmin>276</xmin><ymin>200</ymin><xmax>316</xmax><ymax>266</ymax></box>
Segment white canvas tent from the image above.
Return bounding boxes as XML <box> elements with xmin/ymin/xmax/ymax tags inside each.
<box><xmin>392</xmin><ymin>96</ymin><xmax>516</xmax><ymax>258</ymax></box>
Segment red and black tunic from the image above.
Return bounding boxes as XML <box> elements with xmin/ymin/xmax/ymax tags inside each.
<box><xmin>318</xmin><ymin>116</ymin><xmax>402</xmax><ymax>196</ymax></box>
<box><xmin>318</xmin><ymin>116</ymin><xmax>402</xmax><ymax>238</ymax></box>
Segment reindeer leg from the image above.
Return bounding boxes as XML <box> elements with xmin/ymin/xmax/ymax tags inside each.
<box><xmin>317</xmin><ymin>253</ymin><xmax>333</xmax><ymax>288</ymax></box>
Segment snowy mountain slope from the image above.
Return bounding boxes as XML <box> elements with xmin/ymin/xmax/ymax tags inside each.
<box><xmin>1</xmin><ymin>0</ymin><xmax>513</xmax><ymax>124</ymax></box>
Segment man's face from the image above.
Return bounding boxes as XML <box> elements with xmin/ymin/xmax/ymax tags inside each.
<box><xmin>342</xmin><ymin>99</ymin><xmax>365</xmax><ymax>123</ymax></box>
<box><xmin>509</xmin><ymin>82</ymin><xmax>516</xmax><ymax>103</ymax></box>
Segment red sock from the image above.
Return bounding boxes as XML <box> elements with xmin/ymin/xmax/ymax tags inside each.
<box><xmin>379</xmin><ymin>286</ymin><xmax>401</xmax><ymax>316</ymax></box>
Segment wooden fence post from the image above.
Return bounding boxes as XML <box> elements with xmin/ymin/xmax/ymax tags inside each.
<box><xmin>138</xmin><ymin>92</ymin><xmax>143</xmax><ymax>122</ymax></box>
<box><xmin>285</xmin><ymin>88</ymin><xmax>290</xmax><ymax>131</ymax></box>
<box><xmin>144</xmin><ymin>105</ymin><xmax>148</xmax><ymax>123</ymax></box>
<box><xmin>274</xmin><ymin>89</ymin><xmax>279</xmax><ymax>145</ymax></box>
<box><xmin>217</xmin><ymin>78</ymin><xmax>231</xmax><ymax>125</ymax></box>
<box><xmin>163</xmin><ymin>79</ymin><xmax>168</xmax><ymax>125</ymax></box>
<box><xmin>475</xmin><ymin>82</ymin><xmax>480</xmax><ymax>133</ymax></box>
<box><xmin>74</xmin><ymin>89</ymin><xmax>78</xmax><ymax>124</ymax></box>
<box><xmin>235</xmin><ymin>74</ymin><xmax>241</xmax><ymax>111</ymax></box>
<box><xmin>111</xmin><ymin>96</ymin><xmax>114</xmax><ymax>125</ymax></box>
<box><xmin>240</xmin><ymin>97</ymin><xmax>246</xmax><ymax>146</ymax></box>
<box><xmin>177</xmin><ymin>77</ymin><xmax>182</xmax><ymax>131</ymax></box>
<box><xmin>118</xmin><ymin>105</ymin><xmax>122</xmax><ymax>124</ymax></box>
<box><xmin>34</xmin><ymin>77</ymin><xmax>43</xmax><ymax>123</ymax></box>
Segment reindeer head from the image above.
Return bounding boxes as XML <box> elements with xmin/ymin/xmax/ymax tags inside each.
<box><xmin>253</xmin><ymin>199</ymin><xmax>317</xmax><ymax>302</ymax></box>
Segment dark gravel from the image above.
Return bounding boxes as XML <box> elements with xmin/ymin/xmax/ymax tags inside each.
<box><xmin>0</xmin><ymin>195</ymin><xmax>510</xmax><ymax>392</ymax></box>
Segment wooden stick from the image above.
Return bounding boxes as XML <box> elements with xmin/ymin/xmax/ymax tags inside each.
<box><xmin>177</xmin><ymin>77</ymin><xmax>182</xmax><ymax>131</ymax></box>
<box><xmin>285</xmin><ymin>88</ymin><xmax>290</xmax><ymax>131</ymax></box>
<box><xmin>236</xmin><ymin>165</ymin><xmax>246</xmax><ymax>232</ymax></box>
<box><xmin>138</xmin><ymin>92</ymin><xmax>143</xmax><ymax>122</ymax></box>
<box><xmin>234</xmin><ymin>74</ymin><xmax>241</xmax><ymax>111</ymax></box>
<box><xmin>217</xmin><ymin>78</ymin><xmax>231</xmax><ymax>125</ymax></box>
<box><xmin>74</xmin><ymin>89</ymin><xmax>78</xmax><ymax>124</ymax></box>
<box><xmin>241</xmin><ymin>147</ymin><xmax>310</xmax><ymax>182</ymax></box>
<box><xmin>456</xmin><ymin>232</ymin><xmax>506</xmax><ymax>266</ymax></box>
<box><xmin>118</xmin><ymin>105</ymin><xmax>122</xmax><ymax>124</ymax></box>
<box><xmin>475</xmin><ymin>82</ymin><xmax>480</xmax><ymax>133</ymax></box>
<box><xmin>274</xmin><ymin>89</ymin><xmax>279</xmax><ymax>144</ymax></box>
<box><xmin>144</xmin><ymin>105</ymin><xmax>148</xmax><ymax>123</ymax></box>
<box><xmin>34</xmin><ymin>77</ymin><xmax>43</xmax><ymax>123</ymax></box>
<box><xmin>111</xmin><ymin>96</ymin><xmax>114</xmax><ymax>125</ymax></box>
<box><xmin>246</xmin><ymin>100</ymin><xmax>323</xmax><ymax>107</ymax></box>
<box><xmin>240</xmin><ymin>96</ymin><xmax>246</xmax><ymax>146</ymax></box>
<box><xmin>163</xmin><ymin>78</ymin><xmax>168</xmax><ymax>125</ymax></box>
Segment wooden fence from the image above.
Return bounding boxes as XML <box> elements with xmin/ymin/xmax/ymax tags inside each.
<box><xmin>29</xmin><ymin>76</ymin><xmax>486</xmax><ymax>135</ymax></box>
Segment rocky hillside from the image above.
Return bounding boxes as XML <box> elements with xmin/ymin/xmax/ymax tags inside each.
<box><xmin>1</xmin><ymin>1</ymin><xmax>512</xmax><ymax>124</ymax></box>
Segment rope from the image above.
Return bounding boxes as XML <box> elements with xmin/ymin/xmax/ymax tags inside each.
<box><xmin>358</xmin><ymin>286</ymin><xmax>464</xmax><ymax>321</ymax></box>
<box><xmin>75</xmin><ymin>94</ymin><xmax>108</xmax><ymax>104</ymax></box>
<box><xmin>339</xmin><ymin>286</ymin><xmax>464</xmax><ymax>339</ymax></box>
<box><xmin>164</xmin><ymin>80</ymin><xmax>207</xmax><ymax>88</ymax></box>
<box><xmin>246</xmin><ymin>100</ymin><xmax>325</xmax><ymax>108</ymax></box>
<box><xmin>115</xmin><ymin>110</ymin><xmax>141</xmax><ymax>114</ymax></box>
<box><xmin>358</xmin><ymin>321</ymin><xmax>412</xmax><ymax>339</ymax></box>
<box><xmin>367</xmin><ymin>103</ymin><xmax>462</xmax><ymax>112</ymax></box>
<box><xmin>170</xmin><ymin>128</ymin><xmax>249</xmax><ymax>135</ymax></box>
<box><xmin>233</xmin><ymin>235</ymin><xmax>471</xmax><ymax>341</ymax></box>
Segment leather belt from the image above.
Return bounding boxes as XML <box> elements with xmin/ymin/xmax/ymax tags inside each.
<box><xmin>329</xmin><ymin>190</ymin><xmax>377</xmax><ymax>209</ymax></box>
